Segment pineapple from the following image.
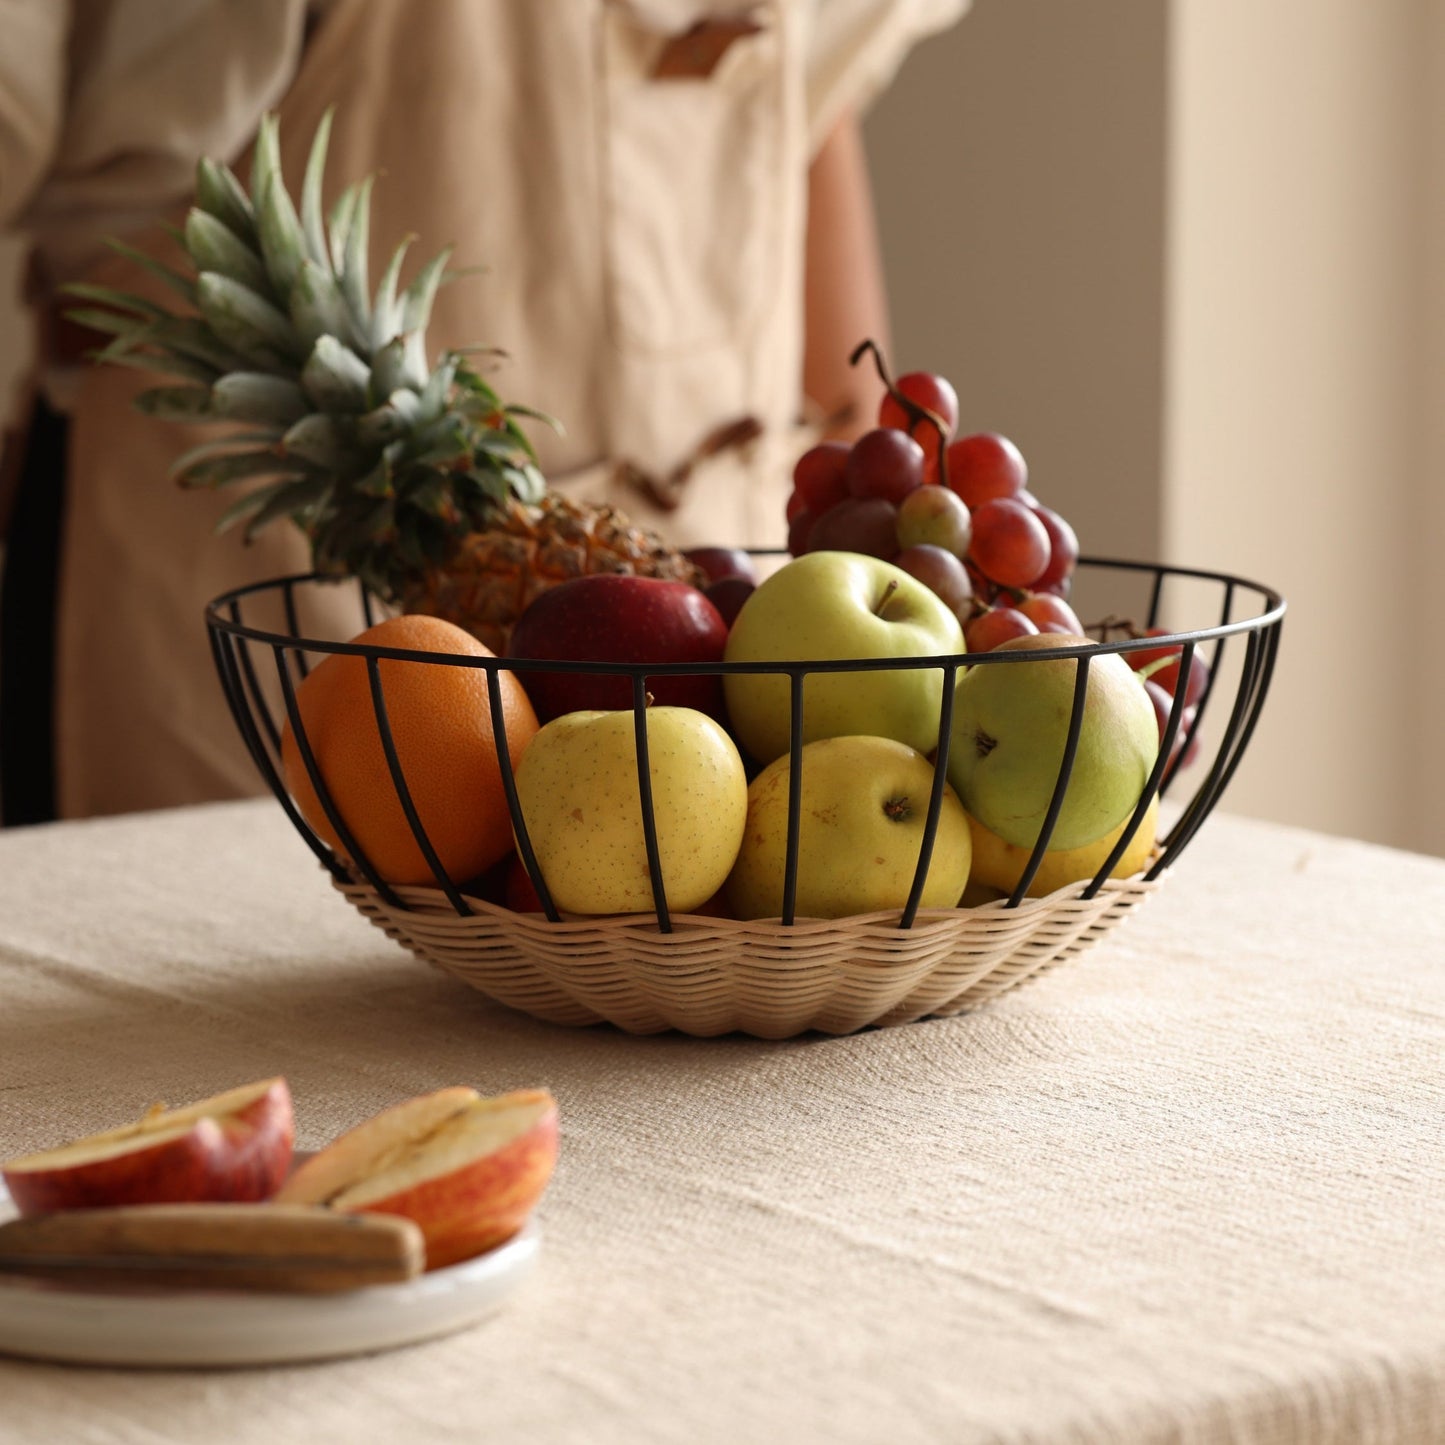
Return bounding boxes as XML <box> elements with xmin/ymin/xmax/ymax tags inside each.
<box><xmin>67</xmin><ymin>110</ymin><xmax>700</xmax><ymax>651</ymax></box>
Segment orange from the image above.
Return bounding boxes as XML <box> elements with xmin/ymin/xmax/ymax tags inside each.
<box><xmin>280</xmin><ymin>615</ymin><xmax>539</xmax><ymax>886</ymax></box>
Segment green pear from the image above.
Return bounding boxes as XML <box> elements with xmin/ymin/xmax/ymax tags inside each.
<box><xmin>946</xmin><ymin>634</ymin><xmax>1159</xmax><ymax>852</ymax></box>
<box><xmin>725</xmin><ymin>735</ymin><xmax>971</xmax><ymax>920</ymax></box>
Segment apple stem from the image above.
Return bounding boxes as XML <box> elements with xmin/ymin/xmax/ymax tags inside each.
<box><xmin>644</xmin><ymin>690</ymin><xmax>655</xmax><ymax>708</ymax></box>
<box><xmin>873</xmin><ymin>579</ymin><xmax>901</xmax><ymax>617</ymax></box>
<box><xmin>848</xmin><ymin>337</ymin><xmax>951</xmax><ymax>489</ymax></box>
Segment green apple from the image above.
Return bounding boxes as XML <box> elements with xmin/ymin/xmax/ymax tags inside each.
<box><xmin>725</xmin><ymin>735</ymin><xmax>972</xmax><ymax>920</ymax></box>
<box><xmin>965</xmin><ymin>794</ymin><xmax>1159</xmax><ymax>899</ymax></box>
<box><xmin>947</xmin><ymin>633</ymin><xmax>1159</xmax><ymax>852</ymax></box>
<box><xmin>512</xmin><ymin>707</ymin><xmax>747</xmax><ymax>915</ymax></box>
<box><xmin>722</xmin><ymin>551</ymin><xmax>965</xmax><ymax>765</ymax></box>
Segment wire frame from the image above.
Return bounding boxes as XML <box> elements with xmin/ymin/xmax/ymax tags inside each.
<box><xmin>205</xmin><ymin>556</ymin><xmax>1284</xmax><ymax>1034</ymax></box>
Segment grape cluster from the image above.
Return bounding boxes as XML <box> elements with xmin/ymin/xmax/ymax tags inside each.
<box><xmin>1123</xmin><ymin>627</ymin><xmax>1209</xmax><ymax>771</ymax></box>
<box><xmin>786</xmin><ymin>357</ymin><xmax>1084</xmax><ymax>653</ymax></box>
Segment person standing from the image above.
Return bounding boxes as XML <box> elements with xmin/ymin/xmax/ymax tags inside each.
<box><xmin>0</xmin><ymin>0</ymin><xmax>968</xmax><ymax>823</ymax></box>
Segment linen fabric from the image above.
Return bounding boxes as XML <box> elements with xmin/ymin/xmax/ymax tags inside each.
<box><xmin>1</xmin><ymin>801</ymin><xmax>1443</xmax><ymax>1442</ymax></box>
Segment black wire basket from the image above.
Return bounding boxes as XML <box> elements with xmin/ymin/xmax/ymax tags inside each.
<box><xmin>206</xmin><ymin>554</ymin><xmax>1285</xmax><ymax>1037</ymax></box>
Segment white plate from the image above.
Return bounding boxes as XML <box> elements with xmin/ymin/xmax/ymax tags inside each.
<box><xmin>0</xmin><ymin>1180</ymin><xmax>539</xmax><ymax>1368</ymax></box>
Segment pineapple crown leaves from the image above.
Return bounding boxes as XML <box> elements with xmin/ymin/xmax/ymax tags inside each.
<box><xmin>65</xmin><ymin>107</ymin><xmax>553</xmax><ymax>600</ymax></box>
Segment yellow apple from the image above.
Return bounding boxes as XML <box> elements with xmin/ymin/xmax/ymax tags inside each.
<box><xmin>511</xmin><ymin>706</ymin><xmax>748</xmax><ymax>915</ymax></box>
<box><xmin>276</xmin><ymin>1087</ymin><xmax>558</xmax><ymax>1270</ymax></box>
<box><xmin>725</xmin><ymin>735</ymin><xmax>972</xmax><ymax>920</ymax></box>
<box><xmin>966</xmin><ymin>794</ymin><xmax>1159</xmax><ymax>898</ymax></box>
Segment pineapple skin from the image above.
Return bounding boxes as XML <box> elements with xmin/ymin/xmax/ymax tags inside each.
<box><xmin>400</xmin><ymin>494</ymin><xmax>706</xmax><ymax>652</ymax></box>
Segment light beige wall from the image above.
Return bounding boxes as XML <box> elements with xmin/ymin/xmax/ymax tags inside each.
<box><xmin>1416</xmin><ymin>0</ymin><xmax>1445</xmax><ymax>857</ymax></box>
<box><xmin>865</xmin><ymin>0</ymin><xmax>1167</xmax><ymax>574</ymax></box>
<box><xmin>1164</xmin><ymin>0</ymin><xmax>1425</xmax><ymax>849</ymax></box>
<box><xmin>869</xmin><ymin>0</ymin><xmax>1442</xmax><ymax>855</ymax></box>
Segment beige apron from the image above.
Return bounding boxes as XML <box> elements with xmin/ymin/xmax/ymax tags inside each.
<box><xmin>55</xmin><ymin>0</ymin><xmax>809</xmax><ymax>818</ymax></box>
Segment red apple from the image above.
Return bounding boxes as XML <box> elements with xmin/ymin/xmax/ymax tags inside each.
<box><xmin>506</xmin><ymin>575</ymin><xmax>728</xmax><ymax>723</ymax></box>
<box><xmin>684</xmin><ymin>547</ymin><xmax>758</xmax><ymax>586</ymax></box>
<box><xmin>2</xmin><ymin>1078</ymin><xmax>294</xmax><ymax>1216</ymax></box>
<box><xmin>275</xmin><ymin>1087</ymin><xmax>559</xmax><ymax>1270</ymax></box>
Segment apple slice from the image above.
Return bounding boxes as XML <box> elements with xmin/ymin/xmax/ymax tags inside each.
<box><xmin>2</xmin><ymin>1078</ymin><xmax>294</xmax><ymax>1216</ymax></box>
<box><xmin>275</xmin><ymin>1087</ymin><xmax>558</xmax><ymax>1270</ymax></box>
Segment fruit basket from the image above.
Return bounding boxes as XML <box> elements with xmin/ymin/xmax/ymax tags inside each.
<box><xmin>205</xmin><ymin>554</ymin><xmax>1284</xmax><ymax>1039</ymax></box>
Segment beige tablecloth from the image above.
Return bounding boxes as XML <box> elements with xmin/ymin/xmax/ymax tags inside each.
<box><xmin>1</xmin><ymin>799</ymin><xmax>1443</xmax><ymax>1444</ymax></box>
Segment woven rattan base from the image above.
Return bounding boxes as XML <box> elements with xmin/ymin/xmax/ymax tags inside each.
<box><xmin>335</xmin><ymin>876</ymin><xmax>1163</xmax><ymax>1038</ymax></box>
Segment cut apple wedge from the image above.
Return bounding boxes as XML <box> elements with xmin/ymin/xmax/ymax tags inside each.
<box><xmin>276</xmin><ymin>1087</ymin><xmax>558</xmax><ymax>1270</ymax></box>
<box><xmin>2</xmin><ymin>1078</ymin><xmax>294</xmax><ymax>1216</ymax></box>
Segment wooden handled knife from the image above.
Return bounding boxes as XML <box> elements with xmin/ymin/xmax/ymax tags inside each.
<box><xmin>0</xmin><ymin>1204</ymin><xmax>425</xmax><ymax>1293</ymax></box>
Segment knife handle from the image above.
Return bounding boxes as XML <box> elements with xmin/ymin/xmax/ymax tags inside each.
<box><xmin>0</xmin><ymin>1204</ymin><xmax>425</xmax><ymax>1292</ymax></box>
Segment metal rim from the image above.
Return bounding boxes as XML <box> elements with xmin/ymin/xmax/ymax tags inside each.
<box><xmin>205</xmin><ymin>556</ymin><xmax>1287</xmax><ymax>934</ymax></box>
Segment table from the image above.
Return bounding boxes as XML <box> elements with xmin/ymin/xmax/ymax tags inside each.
<box><xmin>1</xmin><ymin>799</ymin><xmax>1443</xmax><ymax>1444</ymax></box>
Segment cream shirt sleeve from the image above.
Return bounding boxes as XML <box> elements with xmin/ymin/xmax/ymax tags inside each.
<box><xmin>0</xmin><ymin>0</ymin><xmax>69</xmax><ymax>227</ymax></box>
<box><xmin>805</xmin><ymin>0</ymin><xmax>971</xmax><ymax>152</ymax></box>
<box><xmin>6</xmin><ymin>0</ymin><xmax>309</xmax><ymax>283</ymax></box>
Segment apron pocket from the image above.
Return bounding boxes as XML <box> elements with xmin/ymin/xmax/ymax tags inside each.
<box><xmin>597</xmin><ymin>0</ymin><xmax>785</xmax><ymax>356</ymax></box>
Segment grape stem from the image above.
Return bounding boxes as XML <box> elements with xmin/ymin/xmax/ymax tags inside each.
<box><xmin>848</xmin><ymin>338</ymin><xmax>952</xmax><ymax>490</ymax></box>
<box><xmin>1086</xmin><ymin>614</ymin><xmax>1144</xmax><ymax>642</ymax></box>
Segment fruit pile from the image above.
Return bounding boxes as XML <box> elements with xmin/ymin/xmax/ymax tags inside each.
<box><xmin>786</xmin><ymin>343</ymin><xmax>1085</xmax><ymax>655</ymax></box>
<box><xmin>275</xmin><ymin>451</ymin><xmax>1202</xmax><ymax>922</ymax></box>
<box><xmin>1</xmin><ymin>1079</ymin><xmax>557</xmax><ymax>1282</ymax></box>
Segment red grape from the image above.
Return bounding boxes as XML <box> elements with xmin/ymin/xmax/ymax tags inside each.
<box><xmin>968</xmin><ymin>497</ymin><xmax>1051</xmax><ymax>588</ymax></box>
<box><xmin>1030</xmin><ymin>504</ymin><xmax>1079</xmax><ymax>593</ymax></box>
<box><xmin>1017</xmin><ymin>592</ymin><xmax>1084</xmax><ymax>635</ymax></box>
<box><xmin>792</xmin><ymin>442</ymin><xmax>851</xmax><ymax>513</ymax></box>
<box><xmin>1153</xmin><ymin>652</ymin><xmax>1210</xmax><ymax>710</ymax></box>
<box><xmin>964</xmin><ymin>607</ymin><xmax>1038</xmax><ymax>653</ymax></box>
<box><xmin>1142</xmin><ymin>677</ymin><xmax>1171</xmax><ymax>734</ymax></box>
<box><xmin>845</xmin><ymin>428</ymin><xmax>926</xmax><ymax>505</ymax></box>
<box><xmin>786</xmin><ymin>489</ymin><xmax>808</xmax><ymax>524</ymax></box>
<box><xmin>880</xmin><ymin>372</ymin><xmax>958</xmax><ymax>484</ymax></box>
<box><xmin>808</xmin><ymin>496</ymin><xmax>901</xmax><ymax>560</ymax></box>
<box><xmin>964</xmin><ymin>559</ymin><xmax>999</xmax><ymax>606</ymax></box>
<box><xmin>945</xmin><ymin>432</ymin><xmax>1028</xmax><ymax>509</ymax></box>
<box><xmin>1126</xmin><ymin>627</ymin><xmax>1210</xmax><ymax>709</ymax></box>
<box><xmin>685</xmin><ymin>546</ymin><xmax>757</xmax><ymax>586</ymax></box>
<box><xmin>1177</xmin><ymin>705</ymin><xmax>1202</xmax><ymax>768</ymax></box>
<box><xmin>1143</xmin><ymin>678</ymin><xmax>1202</xmax><ymax>770</ymax></box>
<box><xmin>1126</xmin><ymin>627</ymin><xmax>1180</xmax><ymax>672</ymax></box>
<box><xmin>895</xmin><ymin>484</ymin><xmax>971</xmax><ymax>557</ymax></box>
<box><xmin>879</xmin><ymin>372</ymin><xmax>959</xmax><ymax>437</ymax></box>
<box><xmin>894</xmin><ymin>544</ymin><xmax>973</xmax><ymax>616</ymax></box>
<box><xmin>787</xmin><ymin>507</ymin><xmax>816</xmax><ymax>557</ymax></box>
<box><xmin>703</xmin><ymin>576</ymin><xmax>756</xmax><ymax>628</ymax></box>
